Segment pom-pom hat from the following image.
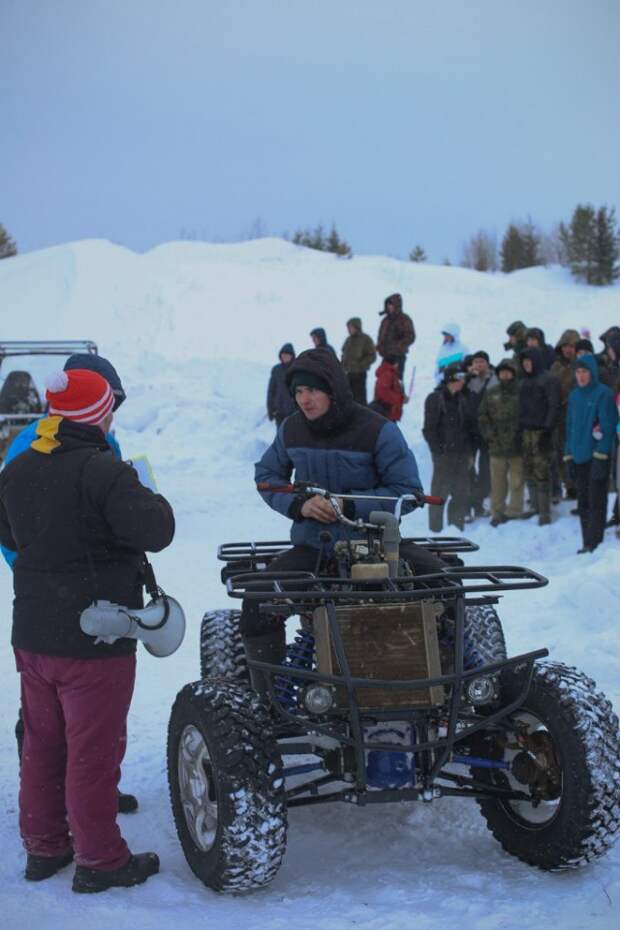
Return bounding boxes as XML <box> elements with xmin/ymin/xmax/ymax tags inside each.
<box><xmin>45</xmin><ymin>369</ymin><xmax>115</xmax><ymax>425</ymax></box>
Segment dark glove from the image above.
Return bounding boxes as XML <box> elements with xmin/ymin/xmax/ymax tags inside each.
<box><xmin>591</xmin><ymin>456</ymin><xmax>609</xmax><ymax>482</ymax></box>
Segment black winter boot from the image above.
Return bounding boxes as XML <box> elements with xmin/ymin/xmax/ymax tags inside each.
<box><xmin>25</xmin><ymin>851</ymin><xmax>73</xmax><ymax>881</ymax></box>
<box><xmin>537</xmin><ymin>485</ymin><xmax>552</xmax><ymax>525</ymax></box>
<box><xmin>243</xmin><ymin>626</ymin><xmax>287</xmax><ymax>698</ymax></box>
<box><xmin>72</xmin><ymin>852</ymin><xmax>159</xmax><ymax>893</ymax></box>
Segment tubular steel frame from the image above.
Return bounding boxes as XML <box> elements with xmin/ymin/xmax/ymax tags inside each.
<box><xmin>225</xmin><ymin>558</ymin><xmax>549</xmax><ymax>808</ymax></box>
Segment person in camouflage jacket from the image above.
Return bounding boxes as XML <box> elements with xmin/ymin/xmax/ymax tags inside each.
<box><xmin>377</xmin><ymin>293</ymin><xmax>416</xmax><ymax>380</ymax></box>
<box><xmin>478</xmin><ymin>359</ymin><xmax>523</xmax><ymax>525</ymax></box>
<box><xmin>550</xmin><ymin>329</ymin><xmax>579</xmax><ymax>497</ymax></box>
<box><xmin>341</xmin><ymin>318</ymin><xmax>376</xmax><ymax>404</ymax></box>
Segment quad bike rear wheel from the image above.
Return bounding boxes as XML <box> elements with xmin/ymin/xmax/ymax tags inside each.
<box><xmin>168</xmin><ymin>680</ymin><xmax>287</xmax><ymax>892</ymax></box>
<box><xmin>200</xmin><ymin>609</ymin><xmax>249</xmax><ymax>684</ymax></box>
<box><xmin>473</xmin><ymin>661</ymin><xmax>620</xmax><ymax>870</ymax></box>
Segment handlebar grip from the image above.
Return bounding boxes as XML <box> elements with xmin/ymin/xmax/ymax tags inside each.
<box><xmin>423</xmin><ymin>495</ymin><xmax>445</xmax><ymax>505</ymax></box>
<box><xmin>256</xmin><ymin>482</ymin><xmax>298</xmax><ymax>493</ymax></box>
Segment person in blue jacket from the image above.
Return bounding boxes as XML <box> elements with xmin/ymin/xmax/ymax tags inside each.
<box><xmin>564</xmin><ymin>353</ymin><xmax>617</xmax><ymax>554</ymax></box>
<box><xmin>1</xmin><ymin>353</ymin><xmax>138</xmax><ymax>814</ymax></box>
<box><xmin>242</xmin><ymin>346</ymin><xmax>444</xmax><ymax>680</ymax></box>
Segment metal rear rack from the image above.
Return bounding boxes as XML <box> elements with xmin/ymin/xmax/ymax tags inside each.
<box><xmin>227</xmin><ymin>565</ymin><xmax>548</xmax><ymax>604</ymax></box>
<box><xmin>218</xmin><ymin>536</ymin><xmax>479</xmax><ymax>566</ymax></box>
<box><xmin>0</xmin><ymin>340</ymin><xmax>98</xmax><ymax>359</ymax></box>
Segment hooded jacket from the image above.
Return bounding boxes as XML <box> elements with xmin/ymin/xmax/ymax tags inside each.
<box><xmin>524</xmin><ymin>327</ymin><xmax>555</xmax><ymax>370</ymax></box>
<box><xmin>518</xmin><ymin>348</ymin><xmax>561</xmax><ymax>431</ymax></box>
<box><xmin>373</xmin><ymin>360</ymin><xmax>405</xmax><ymax>421</ymax></box>
<box><xmin>565</xmin><ymin>355</ymin><xmax>617</xmax><ymax>465</ymax></box>
<box><xmin>341</xmin><ymin>319</ymin><xmax>377</xmax><ymax>373</ymax></box>
<box><xmin>435</xmin><ymin>323</ymin><xmax>469</xmax><ymax>382</ymax></box>
<box><xmin>256</xmin><ymin>348</ymin><xmax>422</xmax><ymax>550</ymax></box>
<box><xmin>478</xmin><ymin>362</ymin><xmax>521</xmax><ymax>458</ymax></box>
<box><xmin>550</xmin><ymin>330</ymin><xmax>580</xmax><ymax>404</ymax></box>
<box><xmin>310</xmin><ymin>328</ymin><xmax>337</xmax><ymax>357</ymax></box>
<box><xmin>504</xmin><ymin>321</ymin><xmax>528</xmax><ymax>357</ymax></box>
<box><xmin>0</xmin><ymin>416</ymin><xmax>175</xmax><ymax>658</ymax></box>
<box><xmin>267</xmin><ymin>343</ymin><xmax>297</xmax><ymax>422</ymax></box>
<box><xmin>377</xmin><ymin>294</ymin><xmax>416</xmax><ymax>358</ymax></box>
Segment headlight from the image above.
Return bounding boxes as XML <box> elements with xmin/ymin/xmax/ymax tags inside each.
<box><xmin>303</xmin><ymin>684</ymin><xmax>334</xmax><ymax>715</ymax></box>
<box><xmin>465</xmin><ymin>675</ymin><xmax>496</xmax><ymax>705</ymax></box>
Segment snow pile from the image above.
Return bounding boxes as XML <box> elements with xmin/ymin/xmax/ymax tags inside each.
<box><xmin>0</xmin><ymin>239</ymin><xmax>619</xmax><ymax>930</ymax></box>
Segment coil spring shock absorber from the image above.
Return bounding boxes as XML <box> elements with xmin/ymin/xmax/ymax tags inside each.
<box><xmin>274</xmin><ymin>628</ymin><xmax>315</xmax><ymax>710</ymax></box>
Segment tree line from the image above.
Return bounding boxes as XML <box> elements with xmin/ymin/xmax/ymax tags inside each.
<box><xmin>3</xmin><ymin>203</ymin><xmax>619</xmax><ymax>285</ymax></box>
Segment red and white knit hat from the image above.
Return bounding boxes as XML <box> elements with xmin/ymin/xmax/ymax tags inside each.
<box><xmin>45</xmin><ymin>369</ymin><xmax>115</xmax><ymax>425</ymax></box>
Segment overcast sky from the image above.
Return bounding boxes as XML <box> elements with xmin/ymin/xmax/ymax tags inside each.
<box><xmin>2</xmin><ymin>0</ymin><xmax>619</xmax><ymax>262</ymax></box>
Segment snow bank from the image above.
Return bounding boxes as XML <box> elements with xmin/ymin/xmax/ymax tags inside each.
<box><xmin>0</xmin><ymin>239</ymin><xmax>618</xmax><ymax>930</ymax></box>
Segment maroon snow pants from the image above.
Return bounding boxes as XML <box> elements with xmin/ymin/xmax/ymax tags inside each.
<box><xmin>14</xmin><ymin>649</ymin><xmax>136</xmax><ymax>870</ymax></box>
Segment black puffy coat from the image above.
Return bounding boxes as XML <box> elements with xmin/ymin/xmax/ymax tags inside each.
<box><xmin>267</xmin><ymin>343</ymin><xmax>296</xmax><ymax>422</ymax></box>
<box><xmin>0</xmin><ymin>417</ymin><xmax>175</xmax><ymax>658</ymax></box>
<box><xmin>518</xmin><ymin>348</ymin><xmax>561</xmax><ymax>430</ymax></box>
<box><xmin>423</xmin><ymin>386</ymin><xmax>475</xmax><ymax>455</ymax></box>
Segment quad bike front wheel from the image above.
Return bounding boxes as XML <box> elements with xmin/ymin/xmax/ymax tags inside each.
<box><xmin>167</xmin><ymin>680</ymin><xmax>287</xmax><ymax>892</ymax></box>
<box><xmin>473</xmin><ymin>661</ymin><xmax>620</xmax><ymax>870</ymax></box>
<box><xmin>200</xmin><ymin>609</ymin><xmax>249</xmax><ymax>684</ymax></box>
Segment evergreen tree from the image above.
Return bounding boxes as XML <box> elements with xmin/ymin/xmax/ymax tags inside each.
<box><xmin>500</xmin><ymin>224</ymin><xmax>525</xmax><ymax>272</ymax></box>
<box><xmin>292</xmin><ymin>223</ymin><xmax>352</xmax><ymax>257</ymax></box>
<box><xmin>521</xmin><ymin>220</ymin><xmax>542</xmax><ymax>268</ymax></box>
<box><xmin>325</xmin><ymin>224</ymin><xmax>352</xmax><ymax>257</ymax></box>
<box><xmin>0</xmin><ymin>224</ymin><xmax>17</xmax><ymax>259</ymax></box>
<box><xmin>592</xmin><ymin>206</ymin><xmax>619</xmax><ymax>285</ymax></box>
<box><xmin>408</xmin><ymin>244</ymin><xmax>427</xmax><ymax>263</ymax></box>
<box><xmin>561</xmin><ymin>204</ymin><xmax>597</xmax><ymax>283</ymax></box>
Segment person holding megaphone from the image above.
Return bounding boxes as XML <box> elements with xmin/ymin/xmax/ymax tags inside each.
<box><xmin>0</xmin><ymin>367</ymin><xmax>175</xmax><ymax>893</ymax></box>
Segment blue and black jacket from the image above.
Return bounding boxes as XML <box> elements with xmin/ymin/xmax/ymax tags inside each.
<box><xmin>565</xmin><ymin>354</ymin><xmax>617</xmax><ymax>465</ymax></box>
<box><xmin>256</xmin><ymin>347</ymin><xmax>423</xmax><ymax>551</ymax></box>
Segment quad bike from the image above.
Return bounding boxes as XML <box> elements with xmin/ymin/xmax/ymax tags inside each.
<box><xmin>167</xmin><ymin>484</ymin><xmax>620</xmax><ymax>893</ymax></box>
<box><xmin>0</xmin><ymin>340</ymin><xmax>98</xmax><ymax>462</ymax></box>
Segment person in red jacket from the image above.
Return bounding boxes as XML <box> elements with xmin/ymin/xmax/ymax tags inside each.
<box><xmin>371</xmin><ymin>356</ymin><xmax>407</xmax><ymax>421</ymax></box>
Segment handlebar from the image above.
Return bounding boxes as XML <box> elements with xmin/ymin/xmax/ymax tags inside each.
<box><xmin>256</xmin><ymin>481</ymin><xmax>444</xmax><ymax>528</ymax></box>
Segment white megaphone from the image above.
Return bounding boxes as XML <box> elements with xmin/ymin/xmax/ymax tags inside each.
<box><xmin>80</xmin><ymin>595</ymin><xmax>186</xmax><ymax>658</ymax></box>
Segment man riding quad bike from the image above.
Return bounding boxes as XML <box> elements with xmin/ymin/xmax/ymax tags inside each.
<box><xmin>167</xmin><ymin>349</ymin><xmax>620</xmax><ymax>893</ymax></box>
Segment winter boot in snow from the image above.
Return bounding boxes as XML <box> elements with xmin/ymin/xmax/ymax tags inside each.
<box><xmin>72</xmin><ymin>852</ymin><xmax>159</xmax><ymax>894</ymax></box>
<box><xmin>522</xmin><ymin>482</ymin><xmax>538</xmax><ymax>519</ymax></box>
<box><xmin>537</xmin><ymin>484</ymin><xmax>552</xmax><ymax>526</ymax></box>
<box><xmin>25</xmin><ymin>851</ymin><xmax>73</xmax><ymax>881</ymax></box>
<box><xmin>243</xmin><ymin>626</ymin><xmax>287</xmax><ymax>699</ymax></box>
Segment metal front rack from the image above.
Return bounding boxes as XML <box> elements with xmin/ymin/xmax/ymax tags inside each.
<box><xmin>225</xmin><ymin>563</ymin><xmax>549</xmax><ymax>805</ymax></box>
<box><xmin>227</xmin><ymin>565</ymin><xmax>548</xmax><ymax>604</ymax></box>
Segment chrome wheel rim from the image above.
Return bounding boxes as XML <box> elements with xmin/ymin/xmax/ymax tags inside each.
<box><xmin>502</xmin><ymin>711</ymin><xmax>562</xmax><ymax>826</ymax></box>
<box><xmin>178</xmin><ymin>724</ymin><xmax>219</xmax><ymax>851</ymax></box>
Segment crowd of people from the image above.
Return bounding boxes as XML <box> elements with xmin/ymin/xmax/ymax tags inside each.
<box><xmin>267</xmin><ymin>302</ymin><xmax>620</xmax><ymax>556</ymax></box>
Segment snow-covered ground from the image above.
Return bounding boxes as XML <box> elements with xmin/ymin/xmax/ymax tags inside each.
<box><xmin>0</xmin><ymin>239</ymin><xmax>618</xmax><ymax>929</ymax></box>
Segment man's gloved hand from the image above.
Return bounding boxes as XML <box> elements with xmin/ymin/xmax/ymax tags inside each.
<box><xmin>591</xmin><ymin>454</ymin><xmax>609</xmax><ymax>482</ymax></box>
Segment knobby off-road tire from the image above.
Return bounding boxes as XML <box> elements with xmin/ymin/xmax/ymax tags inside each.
<box><xmin>463</xmin><ymin>604</ymin><xmax>507</xmax><ymax>668</ymax></box>
<box><xmin>475</xmin><ymin>661</ymin><xmax>620</xmax><ymax>870</ymax></box>
<box><xmin>168</xmin><ymin>680</ymin><xmax>287</xmax><ymax>892</ymax></box>
<box><xmin>200</xmin><ymin>609</ymin><xmax>249</xmax><ymax>684</ymax></box>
